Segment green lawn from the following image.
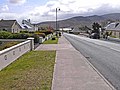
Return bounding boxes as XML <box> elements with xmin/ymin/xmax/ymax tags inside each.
<box><xmin>0</xmin><ymin>51</ymin><xmax>56</xmax><ymax>90</ymax></box>
<box><xmin>43</xmin><ymin>38</ymin><xmax>58</xmax><ymax>44</ymax></box>
<box><xmin>0</xmin><ymin>41</ymin><xmax>20</xmax><ymax>51</ymax></box>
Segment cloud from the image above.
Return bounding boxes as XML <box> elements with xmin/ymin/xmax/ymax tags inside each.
<box><xmin>0</xmin><ymin>13</ymin><xmax>18</xmax><ymax>20</ymax></box>
<box><xmin>0</xmin><ymin>5</ymin><xmax>9</xmax><ymax>12</ymax></box>
<box><xmin>8</xmin><ymin>0</ymin><xmax>26</xmax><ymax>5</ymax></box>
<box><xmin>2</xmin><ymin>0</ymin><xmax>120</xmax><ymax>23</ymax></box>
<box><xmin>26</xmin><ymin>0</ymin><xmax>107</xmax><ymax>22</ymax></box>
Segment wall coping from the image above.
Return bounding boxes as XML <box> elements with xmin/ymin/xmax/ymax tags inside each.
<box><xmin>0</xmin><ymin>40</ymin><xmax>30</xmax><ymax>55</ymax></box>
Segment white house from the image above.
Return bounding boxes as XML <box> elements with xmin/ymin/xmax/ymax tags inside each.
<box><xmin>22</xmin><ymin>19</ymin><xmax>38</xmax><ymax>32</ymax></box>
<box><xmin>105</xmin><ymin>22</ymin><xmax>120</xmax><ymax>38</ymax></box>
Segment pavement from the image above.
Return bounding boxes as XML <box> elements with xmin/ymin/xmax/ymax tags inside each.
<box><xmin>35</xmin><ymin>35</ymin><xmax>115</xmax><ymax>90</ymax></box>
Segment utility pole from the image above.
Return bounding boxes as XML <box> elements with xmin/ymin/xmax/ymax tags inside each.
<box><xmin>55</xmin><ymin>8</ymin><xmax>60</xmax><ymax>32</ymax></box>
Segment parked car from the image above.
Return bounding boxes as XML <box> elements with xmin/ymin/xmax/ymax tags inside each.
<box><xmin>89</xmin><ymin>33</ymin><xmax>100</xmax><ymax>39</ymax></box>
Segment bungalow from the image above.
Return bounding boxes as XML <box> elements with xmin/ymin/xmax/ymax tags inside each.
<box><xmin>0</xmin><ymin>20</ymin><xmax>21</xmax><ymax>33</ymax></box>
<box><xmin>105</xmin><ymin>22</ymin><xmax>120</xmax><ymax>38</ymax></box>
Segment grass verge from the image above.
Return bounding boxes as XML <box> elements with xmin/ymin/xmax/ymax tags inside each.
<box><xmin>0</xmin><ymin>51</ymin><xmax>56</xmax><ymax>90</ymax></box>
<box><xmin>43</xmin><ymin>38</ymin><xmax>58</xmax><ymax>44</ymax></box>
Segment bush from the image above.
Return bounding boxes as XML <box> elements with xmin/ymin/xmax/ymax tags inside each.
<box><xmin>12</xmin><ymin>33</ymin><xmax>31</xmax><ymax>39</ymax></box>
<box><xmin>34</xmin><ymin>32</ymin><xmax>45</xmax><ymax>38</ymax></box>
<box><xmin>0</xmin><ymin>31</ymin><xmax>12</xmax><ymax>39</ymax></box>
<box><xmin>52</xmin><ymin>37</ymin><xmax>56</xmax><ymax>40</ymax></box>
<box><xmin>0</xmin><ymin>31</ymin><xmax>32</xmax><ymax>39</ymax></box>
<box><xmin>29</xmin><ymin>31</ymin><xmax>35</xmax><ymax>34</ymax></box>
<box><xmin>37</xmin><ymin>30</ymin><xmax>53</xmax><ymax>35</ymax></box>
<box><xmin>20</xmin><ymin>30</ymin><xmax>29</xmax><ymax>33</ymax></box>
<box><xmin>0</xmin><ymin>31</ymin><xmax>40</xmax><ymax>43</ymax></box>
<box><xmin>32</xmin><ymin>34</ymin><xmax>39</xmax><ymax>43</ymax></box>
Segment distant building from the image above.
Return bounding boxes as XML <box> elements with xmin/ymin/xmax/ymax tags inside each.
<box><xmin>0</xmin><ymin>20</ymin><xmax>21</xmax><ymax>33</ymax></box>
<box><xmin>105</xmin><ymin>22</ymin><xmax>120</xmax><ymax>38</ymax></box>
<box><xmin>59</xmin><ymin>28</ymin><xmax>72</xmax><ymax>33</ymax></box>
<box><xmin>71</xmin><ymin>27</ymin><xmax>81</xmax><ymax>34</ymax></box>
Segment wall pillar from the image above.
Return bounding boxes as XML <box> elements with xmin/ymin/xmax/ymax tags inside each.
<box><xmin>27</xmin><ymin>38</ymin><xmax>34</xmax><ymax>51</ymax></box>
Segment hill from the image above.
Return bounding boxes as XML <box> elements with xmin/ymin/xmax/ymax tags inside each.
<box><xmin>37</xmin><ymin>13</ymin><xmax>120</xmax><ymax>29</ymax></box>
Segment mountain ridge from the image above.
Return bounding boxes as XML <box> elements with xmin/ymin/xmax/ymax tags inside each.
<box><xmin>37</xmin><ymin>13</ymin><xmax>120</xmax><ymax>28</ymax></box>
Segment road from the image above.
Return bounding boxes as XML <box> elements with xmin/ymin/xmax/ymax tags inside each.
<box><xmin>64</xmin><ymin>33</ymin><xmax>120</xmax><ymax>90</ymax></box>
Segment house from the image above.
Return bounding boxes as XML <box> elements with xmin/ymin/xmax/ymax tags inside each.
<box><xmin>0</xmin><ymin>20</ymin><xmax>22</xmax><ymax>33</ymax></box>
<box><xmin>21</xmin><ymin>23</ymin><xmax>33</xmax><ymax>31</ymax></box>
<box><xmin>105</xmin><ymin>22</ymin><xmax>120</xmax><ymax>38</ymax></box>
<box><xmin>22</xmin><ymin>19</ymin><xmax>38</xmax><ymax>32</ymax></box>
<box><xmin>71</xmin><ymin>27</ymin><xmax>81</xmax><ymax>34</ymax></box>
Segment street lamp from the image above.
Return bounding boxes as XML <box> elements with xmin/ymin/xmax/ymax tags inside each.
<box><xmin>56</xmin><ymin>7</ymin><xmax>60</xmax><ymax>31</ymax></box>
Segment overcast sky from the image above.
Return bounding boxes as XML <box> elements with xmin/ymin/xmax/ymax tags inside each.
<box><xmin>1</xmin><ymin>0</ymin><xmax>120</xmax><ymax>23</ymax></box>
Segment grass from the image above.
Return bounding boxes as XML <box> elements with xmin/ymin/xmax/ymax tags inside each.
<box><xmin>43</xmin><ymin>37</ymin><xmax>58</xmax><ymax>44</ymax></box>
<box><xmin>0</xmin><ymin>51</ymin><xmax>56</xmax><ymax>90</ymax></box>
<box><xmin>110</xmin><ymin>35</ymin><xmax>118</xmax><ymax>38</ymax></box>
<box><xmin>0</xmin><ymin>41</ymin><xmax>20</xmax><ymax>51</ymax></box>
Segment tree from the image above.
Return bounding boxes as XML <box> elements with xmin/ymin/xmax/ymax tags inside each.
<box><xmin>92</xmin><ymin>22</ymin><xmax>101</xmax><ymax>34</ymax></box>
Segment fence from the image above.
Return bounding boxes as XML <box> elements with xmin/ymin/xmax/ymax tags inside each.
<box><xmin>39</xmin><ymin>34</ymin><xmax>53</xmax><ymax>43</ymax></box>
<box><xmin>0</xmin><ymin>38</ymin><xmax>34</xmax><ymax>70</ymax></box>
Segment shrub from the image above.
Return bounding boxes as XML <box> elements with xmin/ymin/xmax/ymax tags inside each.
<box><xmin>0</xmin><ymin>31</ymin><xmax>32</xmax><ymax>39</ymax></box>
<box><xmin>37</xmin><ymin>30</ymin><xmax>53</xmax><ymax>35</ymax></box>
<box><xmin>0</xmin><ymin>31</ymin><xmax>12</xmax><ymax>39</ymax></box>
<box><xmin>34</xmin><ymin>32</ymin><xmax>45</xmax><ymax>38</ymax></box>
<box><xmin>20</xmin><ymin>30</ymin><xmax>29</xmax><ymax>33</ymax></box>
<box><xmin>0</xmin><ymin>31</ymin><xmax>40</xmax><ymax>43</ymax></box>
<box><xmin>52</xmin><ymin>37</ymin><xmax>56</xmax><ymax>40</ymax></box>
<box><xmin>32</xmin><ymin>34</ymin><xmax>39</xmax><ymax>43</ymax></box>
<box><xmin>29</xmin><ymin>31</ymin><xmax>35</xmax><ymax>34</ymax></box>
<box><xmin>12</xmin><ymin>33</ymin><xmax>31</xmax><ymax>39</ymax></box>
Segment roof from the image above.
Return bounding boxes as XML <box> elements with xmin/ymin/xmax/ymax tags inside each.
<box><xmin>105</xmin><ymin>22</ymin><xmax>120</xmax><ymax>31</ymax></box>
<box><xmin>21</xmin><ymin>24</ymin><xmax>33</xmax><ymax>29</ymax></box>
<box><xmin>0</xmin><ymin>20</ymin><xmax>16</xmax><ymax>28</ymax></box>
<box><xmin>72</xmin><ymin>27</ymin><xmax>80</xmax><ymax>32</ymax></box>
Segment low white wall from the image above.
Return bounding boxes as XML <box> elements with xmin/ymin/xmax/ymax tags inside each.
<box><xmin>108</xmin><ymin>36</ymin><xmax>120</xmax><ymax>42</ymax></box>
<box><xmin>0</xmin><ymin>40</ymin><xmax>32</xmax><ymax>70</ymax></box>
<box><xmin>39</xmin><ymin>34</ymin><xmax>53</xmax><ymax>44</ymax></box>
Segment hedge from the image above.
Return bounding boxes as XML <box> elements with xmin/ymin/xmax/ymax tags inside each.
<box><xmin>0</xmin><ymin>31</ymin><xmax>39</xmax><ymax>43</ymax></box>
<box><xmin>36</xmin><ymin>30</ymin><xmax>53</xmax><ymax>35</ymax></box>
<box><xmin>0</xmin><ymin>31</ymin><xmax>12</xmax><ymax>39</ymax></box>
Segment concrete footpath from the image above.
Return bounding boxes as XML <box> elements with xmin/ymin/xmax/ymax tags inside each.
<box><xmin>35</xmin><ymin>36</ymin><xmax>115</xmax><ymax>90</ymax></box>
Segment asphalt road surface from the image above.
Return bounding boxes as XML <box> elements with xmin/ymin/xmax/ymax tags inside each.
<box><xmin>64</xmin><ymin>33</ymin><xmax>120</xmax><ymax>90</ymax></box>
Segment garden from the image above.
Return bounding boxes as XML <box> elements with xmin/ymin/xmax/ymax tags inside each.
<box><xmin>0</xmin><ymin>30</ymin><xmax>54</xmax><ymax>50</ymax></box>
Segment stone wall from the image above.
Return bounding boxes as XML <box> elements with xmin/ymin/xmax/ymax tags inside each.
<box><xmin>0</xmin><ymin>38</ymin><xmax>34</xmax><ymax>70</ymax></box>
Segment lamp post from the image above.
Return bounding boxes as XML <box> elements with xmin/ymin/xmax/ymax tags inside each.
<box><xmin>55</xmin><ymin>8</ymin><xmax>60</xmax><ymax>32</ymax></box>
